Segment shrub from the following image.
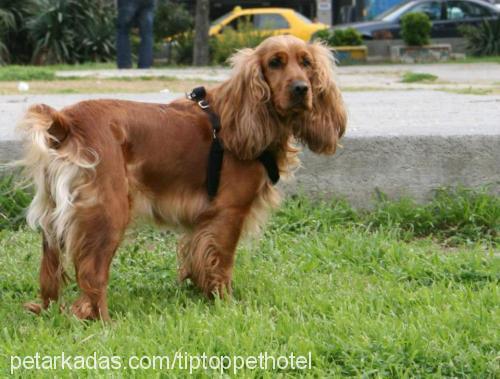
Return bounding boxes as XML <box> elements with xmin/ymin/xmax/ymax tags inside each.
<box><xmin>154</xmin><ymin>0</ymin><xmax>193</xmax><ymax>41</ymax></box>
<box><xmin>78</xmin><ymin>0</ymin><xmax>116</xmax><ymax>62</ymax></box>
<box><xmin>312</xmin><ymin>28</ymin><xmax>363</xmax><ymax>46</ymax></box>
<box><xmin>330</xmin><ymin>28</ymin><xmax>363</xmax><ymax>46</ymax></box>
<box><xmin>210</xmin><ymin>21</ymin><xmax>271</xmax><ymax>64</ymax></box>
<box><xmin>0</xmin><ymin>0</ymin><xmax>38</xmax><ymax>64</ymax></box>
<box><xmin>460</xmin><ymin>19</ymin><xmax>500</xmax><ymax>56</ymax></box>
<box><xmin>27</xmin><ymin>0</ymin><xmax>115</xmax><ymax>64</ymax></box>
<box><xmin>401</xmin><ymin>12</ymin><xmax>431</xmax><ymax>46</ymax></box>
<box><xmin>169</xmin><ymin>30</ymin><xmax>195</xmax><ymax>65</ymax></box>
<box><xmin>0</xmin><ymin>8</ymin><xmax>14</xmax><ymax>63</ymax></box>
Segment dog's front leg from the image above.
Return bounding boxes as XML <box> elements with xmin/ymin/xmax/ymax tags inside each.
<box><xmin>178</xmin><ymin>207</ymin><xmax>247</xmax><ymax>298</ymax></box>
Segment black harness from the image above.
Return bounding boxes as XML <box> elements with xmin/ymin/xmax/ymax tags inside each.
<box><xmin>187</xmin><ymin>87</ymin><xmax>280</xmax><ymax>200</ymax></box>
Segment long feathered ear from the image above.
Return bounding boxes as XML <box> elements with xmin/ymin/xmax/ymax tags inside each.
<box><xmin>214</xmin><ymin>48</ymin><xmax>276</xmax><ymax>160</ymax></box>
<box><xmin>294</xmin><ymin>42</ymin><xmax>347</xmax><ymax>154</ymax></box>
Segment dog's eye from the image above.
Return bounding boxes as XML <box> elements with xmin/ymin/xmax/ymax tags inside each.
<box><xmin>302</xmin><ymin>57</ymin><xmax>311</xmax><ymax>67</ymax></box>
<box><xmin>268</xmin><ymin>57</ymin><xmax>282</xmax><ymax>69</ymax></box>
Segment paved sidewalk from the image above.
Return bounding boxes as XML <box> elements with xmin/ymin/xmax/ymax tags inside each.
<box><xmin>1</xmin><ymin>90</ymin><xmax>498</xmax><ymax>141</ymax></box>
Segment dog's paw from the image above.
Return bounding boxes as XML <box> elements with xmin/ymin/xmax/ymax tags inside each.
<box><xmin>23</xmin><ymin>301</ymin><xmax>43</xmax><ymax>315</ymax></box>
<box><xmin>71</xmin><ymin>298</ymin><xmax>96</xmax><ymax>320</ymax></box>
<box><xmin>207</xmin><ymin>277</ymin><xmax>233</xmax><ymax>300</ymax></box>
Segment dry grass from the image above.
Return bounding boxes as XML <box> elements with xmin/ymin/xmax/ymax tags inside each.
<box><xmin>0</xmin><ymin>79</ymin><xmax>220</xmax><ymax>95</ymax></box>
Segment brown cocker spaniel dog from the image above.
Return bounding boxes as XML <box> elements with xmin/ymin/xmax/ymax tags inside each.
<box><xmin>19</xmin><ymin>35</ymin><xmax>346</xmax><ymax>320</ymax></box>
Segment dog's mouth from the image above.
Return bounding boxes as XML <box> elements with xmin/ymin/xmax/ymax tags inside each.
<box><xmin>288</xmin><ymin>97</ymin><xmax>312</xmax><ymax>113</ymax></box>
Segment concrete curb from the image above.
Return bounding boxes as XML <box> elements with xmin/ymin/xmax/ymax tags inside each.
<box><xmin>283</xmin><ymin>135</ymin><xmax>500</xmax><ymax>207</ymax></box>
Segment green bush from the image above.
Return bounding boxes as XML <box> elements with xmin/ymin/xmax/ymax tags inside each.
<box><xmin>169</xmin><ymin>30</ymin><xmax>194</xmax><ymax>65</ymax></box>
<box><xmin>154</xmin><ymin>0</ymin><xmax>192</xmax><ymax>41</ymax></box>
<box><xmin>460</xmin><ymin>19</ymin><xmax>500</xmax><ymax>56</ymax></box>
<box><xmin>312</xmin><ymin>27</ymin><xmax>363</xmax><ymax>46</ymax></box>
<box><xmin>210</xmin><ymin>21</ymin><xmax>271</xmax><ymax>65</ymax></box>
<box><xmin>28</xmin><ymin>0</ymin><xmax>116</xmax><ymax>64</ymax></box>
<box><xmin>0</xmin><ymin>0</ymin><xmax>115</xmax><ymax>64</ymax></box>
<box><xmin>0</xmin><ymin>2</ymin><xmax>20</xmax><ymax>63</ymax></box>
<box><xmin>401</xmin><ymin>12</ymin><xmax>431</xmax><ymax>46</ymax></box>
<box><xmin>0</xmin><ymin>0</ymin><xmax>38</xmax><ymax>64</ymax></box>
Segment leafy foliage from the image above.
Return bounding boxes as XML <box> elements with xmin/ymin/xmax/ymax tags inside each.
<box><xmin>168</xmin><ymin>30</ymin><xmax>195</xmax><ymax>65</ymax></box>
<box><xmin>154</xmin><ymin>0</ymin><xmax>193</xmax><ymax>41</ymax></box>
<box><xmin>28</xmin><ymin>0</ymin><xmax>116</xmax><ymax>64</ymax></box>
<box><xmin>460</xmin><ymin>19</ymin><xmax>500</xmax><ymax>56</ymax></box>
<box><xmin>210</xmin><ymin>20</ymin><xmax>271</xmax><ymax>64</ymax></box>
<box><xmin>313</xmin><ymin>27</ymin><xmax>363</xmax><ymax>46</ymax></box>
<box><xmin>0</xmin><ymin>3</ymin><xmax>16</xmax><ymax>63</ymax></box>
<box><xmin>0</xmin><ymin>0</ymin><xmax>115</xmax><ymax>64</ymax></box>
<box><xmin>401</xmin><ymin>12</ymin><xmax>431</xmax><ymax>46</ymax></box>
<box><xmin>0</xmin><ymin>0</ymin><xmax>38</xmax><ymax>64</ymax></box>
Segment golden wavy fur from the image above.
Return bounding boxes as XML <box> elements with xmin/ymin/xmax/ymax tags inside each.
<box><xmin>18</xmin><ymin>35</ymin><xmax>346</xmax><ymax>320</ymax></box>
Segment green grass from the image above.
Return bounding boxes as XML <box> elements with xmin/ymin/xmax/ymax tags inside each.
<box><xmin>0</xmin><ymin>66</ymin><xmax>56</xmax><ymax>81</ymax></box>
<box><xmin>401</xmin><ymin>72</ymin><xmax>438</xmax><ymax>83</ymax></box>
<box><xmin>0</xmin><ymin>174</ymin><xmax>32</xmax><ymax>231</ymax></box>
<box><xmin>439</xmin><ymin>87</ymin><xmax>495</xmax><ymax>96</ymax></box>
<box><xmin>0</xmin><ymin>63</ymin><xmax>116</xmax><ymax>80</ymax></box>
<box><xmin>0</xmin><ymin>179</ymin><xmax>498</xmax><ymax>377</ymax></box>
<box><xmin>0</xmin><ymin>63</ymin><xmax>189</xmax><ymax>82</ymax></box>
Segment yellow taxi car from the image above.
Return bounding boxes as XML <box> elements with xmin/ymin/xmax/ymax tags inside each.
<box><xmin>209</xmin><ymin>7</ymin><xmax>328</xmax><ymax>42</ymax></box>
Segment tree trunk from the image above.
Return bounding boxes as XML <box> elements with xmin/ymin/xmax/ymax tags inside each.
<box><xmin>193</xmin><ymin>0</ymin><xmax>210</xmax><ymax>66</ymax></box>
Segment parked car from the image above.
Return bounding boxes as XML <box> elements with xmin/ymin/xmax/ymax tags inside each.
<box><xmin>334</xmin><ymin>0</ymin><xmax>499</xmax><ymax>39</ymax></box>
<box><xmin>209</xmin><ymin>6</ymin><xmax>328</xmax><ymax>41</ymax></box>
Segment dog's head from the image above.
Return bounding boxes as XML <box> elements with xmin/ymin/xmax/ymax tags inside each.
<box><xmin>216</xmin><ymin>35</ymin><xmax>346</xmax><ymax>160</ymax></box>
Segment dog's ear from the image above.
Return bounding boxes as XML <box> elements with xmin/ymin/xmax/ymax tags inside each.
<box><xmin>216</xmin><ymin>48</ymin><xmax>276</xmax><ymax>160</ymax></box>
<box><xmin>294</xmin><ymin>42</ymin><xmax>346</xmax><ymax>154</ymax></box>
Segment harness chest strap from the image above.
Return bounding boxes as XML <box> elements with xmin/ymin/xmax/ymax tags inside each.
<box><xmin>187</xmin><ymin>86</ymin><xmax>280</xmax><ymax>200</ymax></box>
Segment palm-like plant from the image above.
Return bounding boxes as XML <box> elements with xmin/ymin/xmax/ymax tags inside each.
<box><xmin>460</xmin><ymin>19</ymin><xmax>500</xmax><ymax>56</ymax></box>
<box><xmin>0</xmin><ymin>0</ymin><xmax>38</xmax><ymax>64</ymax></box>
<box><xmin>27</xmin><ymin>0</ymin><xmax>116</xmax><ymax>64</ymax></box>
<box><xmin>0</xmin><ymin>8</ymin><xmax>15</xmax><ymax>63</ymax></box>
<box><xmin>28</xmin><ymin>0</ymin><xmax>84</xmax><ymax>63</ymax></box>
<box><xmin>78</xmin><ymin>1</ymin><xmax>116</xmax><ymax>62</ymax></box>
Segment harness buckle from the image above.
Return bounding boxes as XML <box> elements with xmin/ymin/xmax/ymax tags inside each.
<box><xmin>198</xmin><ymin>100</ymin><xmax>210</xmax><ymax>109</ymax></box>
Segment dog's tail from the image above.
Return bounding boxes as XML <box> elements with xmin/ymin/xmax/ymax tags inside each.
<box><xmin>17</xmin><ymin>104</ymin><xmax>98</xmax><ymax>251</ymax></box>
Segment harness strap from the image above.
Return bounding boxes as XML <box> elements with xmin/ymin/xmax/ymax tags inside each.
<box><xmin>187</xmin><ymin>86</ymin><xmax>280</xmax><ymax>199</ymax></box>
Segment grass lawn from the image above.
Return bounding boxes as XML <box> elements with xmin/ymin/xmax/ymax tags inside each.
<box><xmin>0</xmin><ymin>189</ymin><xmax>498</xmax><ymax>377</ymax></box>
<box><xmin>401</xmin><ymin>72</ymin><xmax>438</xmax><ymax>83</ymax></box>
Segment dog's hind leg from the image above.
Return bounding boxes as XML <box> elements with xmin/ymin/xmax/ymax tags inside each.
<box><xmin>70</xmin><ymin>197</ymin><xmax>129</xmax><ymax>321</ymax></box>
<box><xmin>24</xmin><ymin>233</ymin><xmax>65</xmax><ymax>314</ymax></box>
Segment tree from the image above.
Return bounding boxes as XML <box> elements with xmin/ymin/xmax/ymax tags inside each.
<box><xmin>193</xmin><ymin>0</ymin><xmax>209</xmax><ymax>66</ymax></box>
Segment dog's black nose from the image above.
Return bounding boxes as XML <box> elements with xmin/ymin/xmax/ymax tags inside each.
<box><xmin>291</xmin><ymin>81</ymin><xmax>309</xmax><ymax>96</ymax></box>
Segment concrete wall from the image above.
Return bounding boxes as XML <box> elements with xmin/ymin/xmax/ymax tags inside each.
<box><xmin>366</xmin><ymin>38</ymin><xmax>467</xmax><ymax>60</ymax></box>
